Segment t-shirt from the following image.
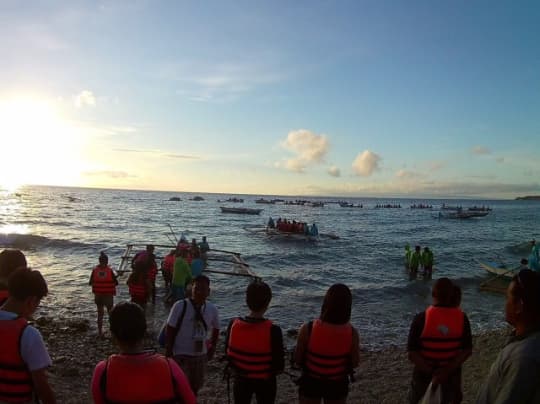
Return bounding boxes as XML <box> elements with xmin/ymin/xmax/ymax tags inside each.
<box><xmin>0</xmin><ymin>310</ymin><xmax>52</xmax><ymax>372</ymax></box>
<box><xmin>91</xmin><ymin>353</ymin><xmax>196</xmax><ymax>404</ymax></box>
<box><xmin>476</xmin><ymin>330</ymin><xmax>540</xmax><ymax>404</ymax></box>
<box><xmin>167</xmin><ymin>299</ymin><xmax>219</xmax><ymax>356</ymax></box>
<box><xmin>190</xmin><ymin>258</ymin><xmax>204</xmax><ymax>278</ymax></box>
<box><xmin>172</xmin><ymin>257</ymin><xmax>192</xmax><ymax>287</ymax></box>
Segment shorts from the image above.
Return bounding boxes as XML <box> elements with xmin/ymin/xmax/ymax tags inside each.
<box><xmin>298</xmin><ymin>375</ymin><xmax>349</xmax><ymax>401</ymax></box>
<box><xmin>173</xmin><ymin>354</ymin><xmax>207</xmax><ymax>394</ymax></box>
<box><xmin>94</xmin><ymin>294</ymin><xmax>113</xmax><ymax>309</ymax></box>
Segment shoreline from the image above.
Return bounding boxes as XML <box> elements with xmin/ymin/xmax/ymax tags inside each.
<box><xmin>39</xmin><ymin>316</ymin><xmax>509</xmax><ymax>404</ymax></box>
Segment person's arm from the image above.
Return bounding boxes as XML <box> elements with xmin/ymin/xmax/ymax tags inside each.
<box><xmin>207</xmin><ymin>328</ymin><xmax>219</xmax><ymax>360</ymax></box>
<box><xmin>90</xmin><ymin>361</ymin><xmax>106</xmax><ymax>404</ymax></box>
<box><xmin>165</xmin><ymin>302</ymin><xmax>181</xmax><ymax>357</ymax></box>
<box><xmin>407</xmin><ymin>312</ymin><xmax>433</xmax><ymax>373</ymax></box>
<box><xmin>294</xmin><ymin>323</ymin><xmax>309</xmax><ymax>367</ymax></box>
<box><xmin>31</xmin><ymin>368</ymin><xmax>56</xmax><ymax>404</ymax></box>
<box><xmin>271</xmin><ymin>325</ymin><xmax>285</xmax><ymax>373</ymax></box>
<box><xmin>350</xmin><ymin>327</ymin><xmax>360</xmax><ymax>369</ymax></box>
<box><xmin>89</xmin><ymin>270</ymin><xmax>94</xmax><ymax>286</ymax></box>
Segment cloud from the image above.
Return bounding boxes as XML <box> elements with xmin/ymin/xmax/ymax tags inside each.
<box><xmin>278</xmin><ymin>130</ymin><xmax>330</xmax><ymax>173</ymax></box>
<box><xmin>471</xmin><ymin>146</ymin><xmax>491</xmax><ymax>155</ymax></box>
<box><xmin>83</xmin><ymin>170</ymin><xmax>134</xmax><ymax>179</ymax></box>
<box><xmin>113</xmin><ymin>148</ymin><xmax>200</xmax><ymax>160</ymax></box>
<box><xmin>327</xmin><ymin>166</ymin><xmax>341</xmax><ymax>177</ymax></box>
<box><xmin>352</xmin><ymin>150</ymin><xmax>381</xmax><ymax>177</ymax></box>
<box><xmin>395</xmin><ymin>169</ymin><xmax>420</xmax><ymax>179</ymax></box>
<box><xmin>427</xmin><ymin>161</ymin><xmax>445</xmax><ymax>171</ymax></box>
<box><xmin>74</xmin><ymin>90</ymin><xmax>96</xmax><ymax>108</ymax></box>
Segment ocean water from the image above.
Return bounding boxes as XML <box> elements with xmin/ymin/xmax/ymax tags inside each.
<box><xmin>1</xmin><ymin>185</ymin><xmax>539</xmax><ymax>350</ymax></box>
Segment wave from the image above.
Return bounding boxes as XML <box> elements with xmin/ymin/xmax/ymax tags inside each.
<box><xmin>0</xmin><ymin>233</ymin><xmax>96</xmax><ymax>250</ymax></box>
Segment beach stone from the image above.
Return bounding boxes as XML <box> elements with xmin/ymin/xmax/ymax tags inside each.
<box><xmin>67</xmin><ymin>319</ymin><xmax>90</xmax><ymax>332</ymax></box>
<box><xmin>286</xmin><ymin>328</ymin><xmax>298</xmax><ymax>337</ymax></box>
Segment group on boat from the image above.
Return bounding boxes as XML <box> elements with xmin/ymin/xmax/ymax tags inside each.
<box><xmin>267</xmin><ymin>217</ymin><xmax>319</xmax><ymax>237</ymax></box>
<box><xmin>410</xmin><ymin>203</ymin><xmax>432</xmax><ymax>209</ymax></box>
<box><xmin>375</xmin><ymin>203</ymin><xmax>402</xmax><ymax>208</ymax></box>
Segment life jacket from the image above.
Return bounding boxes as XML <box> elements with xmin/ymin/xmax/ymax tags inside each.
<box><xmin>91</xmin><ymin>265</ymin><xmax>116</xmax><ymax>295</ymax></box>
<box><xmin>0</xmin><ymin>317</ymin><xmax>33</xmax><ymax>403</ymax></box>
<box><xmin>226</xmin><ymin>318</ymin><xmax>273</xmax><ymax>379</ymax></box>
<box><xmin>128</xmin><ymin>279</ymin><xmax>147</xmax><ymax>302</ymax></box>
<box><xmin>419</xmin><ymin>305</ymin><xmax>465</xmax><ymax>365</ymax></box>
<box><xmin>304</xmin><ymin>319</ymin><xmax>352</xmax><ymax>380</ymax></box>
<box><xmin>100</xmin><ymin>353</ymin><xmax>182</xmax><ymax>404</ymax></box>
<box><xmin>0</xmin><ymin>289</ymin><xmax>8</xmax><ymax>306</ymax></box>
<box><xmin>163</xmin><ymin>255</ymin><xmax>175</xmax><ymax>274</ymax></box>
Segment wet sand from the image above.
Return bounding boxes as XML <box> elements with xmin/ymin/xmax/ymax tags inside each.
<box><xmin>39</xmin><ymin>316</ymin><xmax>509</xmax><ymax>404</ymax></box>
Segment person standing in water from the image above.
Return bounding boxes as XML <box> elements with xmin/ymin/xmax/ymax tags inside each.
<box><xmin>89</xmin><ymin>252</ymin><xmax>118</xmax><ymax>337</ymax></box>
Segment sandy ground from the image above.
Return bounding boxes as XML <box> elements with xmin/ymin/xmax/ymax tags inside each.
<box><xmin>38</xmin><ymin>316</ymin><xmax>509</xmax><ymax>403</ymax></box>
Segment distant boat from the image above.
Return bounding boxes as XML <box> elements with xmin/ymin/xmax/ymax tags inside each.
<box><xmin>255</xmin><ymin>198</ymin><xmax>275</xmax><ymax>204</ymax></box>
<box><xmin>339</xmin><ymin>202</ymin><xmax>363</xmax><ymax>208</ymax></box>
<box><xmin>218</xmin><ymin>197</ymin><xmax>244</xmax><ymax>203</ymax></box>
<box><xmin>190</xmin><ymin>196</ymin><xmax>204</xmax><ymax>201</ymax></box>
<box><xmin>437</xmin><ymin>210</ymin><xmax>489</xmax><ymax>219</ymax></box>
<box><xmin>169</xmin><ymin>197</ymin><xmax>181</xmax><ymax>201</ymax></box>
<box><xmin>220</xmin><ymin>207</ymin><xmax>262</xmax><ymax>215</ymax></box>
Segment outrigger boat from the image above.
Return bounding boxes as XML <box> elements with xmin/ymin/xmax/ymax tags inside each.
<box><xmin>476</xmin><ymin>259</ymin><xmax>519</xmax><ymax>293</ymax></box>
<box><xmin>118</xmin><ymin>243</ymin><xmax>258</xmax><ymax>279</ymax></box>
<box><xmin>244</xmin><ymin>226</ymin><xmax>339</xmax><ymax>241</ymax></box>
<box><xmin>437</xmin><ymin>210</ymin><xmax>490</xmax><ymax>219</ymax></box>
<box><xmin>220</xmin><ymin>207</ymin><xmax>263</xmax><ymax>215</ymax></box>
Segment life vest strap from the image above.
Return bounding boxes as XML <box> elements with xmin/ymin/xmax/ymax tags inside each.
<box><xmin>0</xmin><ymin>376</ymin><xmax>33</xmax><ymax>384</ymax></box>
<box><xmin>227</xmin><ymin>346</ymin><xmax>272</xmax><ymax>357</ymax></box>
<box><xmin>421</xmin><ymin>336</ymin><xmax>463</xmax><ymax>342</ymax></box>
<box><xmin>0</xmin><ymin>363</ymin><xmax>28</xmax><ymax>371</ymax></box>
<box><xmin>306</xmin><ymin>350</ymin><xmax>350</xmax><ymax>360</ymax></box>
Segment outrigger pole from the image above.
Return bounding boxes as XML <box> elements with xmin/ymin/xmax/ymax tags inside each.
<box><xmin>168</xmin><ymin>224</ymin><xmax>179</xmax><ymax>244</ymax></box>
<box><xmin>210</xmin><ymin>248</ymin><xmax>242</xmax><ymax>256</ymax></box>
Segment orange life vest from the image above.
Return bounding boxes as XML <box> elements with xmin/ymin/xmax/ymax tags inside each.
<box><xmin>305</xmin><ymin>319</ymin><xmax>353</xmax><ymax>380</ymax></box>
<box><xmin>419</xmin><ymin>305</ymin><xmax>465</xmax><ymax>365</ymax></box>
<box><xmin>0</xmin><ymin>317</ymin><xmax>33</xmax><ymax>403</ymax></box>
<box><xmin>101</xmin><ymin>353</ymin><xmax>180</xmax><ymax>403</ymax></box>
<box><xmin>163</xmin><ymin>255</ymin><xmax>175</xmax><ymax>274</ymax></box>
<box><xmin>91</xmin><ymin>265</ymin><xmax>116</xmax><ymax>295</ymax></box>
<box><xmin>128</xmin><ymin>280</ymin><xmax>147</xmax><ymax>302</ymax></box>
<box><xmin>0</xmin><ymin>289</ymin><xmax>8</xmax><ymax>306</ymax></box>
<box><xmin>226</xmin><ymin>318</ymin><xmax>273</xmax><ymax>379</ymax></box>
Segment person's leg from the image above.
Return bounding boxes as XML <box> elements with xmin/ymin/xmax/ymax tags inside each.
<box><xmin>408</xmin><ymin>369</ymin><xmax>431</xmax><ymax>404</ymax></box>
<box><xmin>299</xmin><ymin>376</ymin><xmax>322</xmax><ymax>404</ymax></box>
<box><xmin>233</xmin><ymin>377</ymin><xmax>254</xmax><ymax>404</ymax></box>
<box><xmin>174</xmin><ymin>355</ymin><xmax>207</xmax><ymax>395</ymax></box>
<box><xmin>254</xmin><ymin>377</ymin><xmax>277</xmax><ymax>404</ymax></box>
<box><xmin>96</xmin><ymin>304</ymin><xmax>104</xmax><ymax>336</ymax></box>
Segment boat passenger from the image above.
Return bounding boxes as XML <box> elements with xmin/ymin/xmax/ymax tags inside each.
<box><xmin>170</xmin><ymin>248</ymin><xmax>192</xmax><ymax>303</ymax></box>
<box><xmin>407</xmin><ymin>278</ymin><xmax>472</xmax><ymax>404</ymax></box>
<box><xmin>529</xmin><ymin>240</ymin><xmax>540</xmax><ymax>272</ymax></box>
<box><xmin>190</xmin><ymin>250</ymin><xmax>204</xmax><ymax>278</ymax></box>
<box><xmin>309</xmin><ymin>223</ymin><xmax>319</xmax><ymax>237</ymax></box>
<box><xmin>0</xmin><ymin>249</ymin><xmax>27</xmax><ymax>306</ymax></box>
<box><xmin>225</xmin><ymin>281</ymin><xmax>284</xmax><ymax>404</ymax></box>
<box><xmin>0</xmin><ymin>268</ymin><xmax>56</xmax><ymax>404</ymax></box>
<box><xmin>267</xmin><ymin>217</ymin><xmax>275</xmax><ymax>229</ymax></box>
<box><xmin>89</xmin><ymin>252</ymin><xmax>118</xmax><ymax>337</ymax></box>
<box><xmin>404</xmin><ymin>244</ymin><xmax>412</xmax><ymax>270</ymax></box>
<box><xmin>409</xmin><ymin>246</ymin><xmax>422</xmax><ymax>274</ymax></box>
<box><xmin>91</xmin><ymin>302</ymin><xmax>195</xmax><ymax>404</ymax></box>
<box><xmin>476</xmin><ymin>270</ymin><xmax>540</xmax><ymax>404</ymax></box>
<box><xmin>421</xmin><ymin>247</ymin><xmax>434</xmax><ymax>279</ymax></box>
<box><xmin>132</xmin><ymin>245</ymin><xmax>158</xmax><ymax>304</ymax></box>
<box><xmin>127</xmin><ymin>262</ymin><xmax>150</xmax><ymax>309</ymax></box>
<box><xmin>162</xmin><ymin>249</ymin><xmax>176</xmax><ymax>289</ymax></box>
<box><xmin>294</xmin><ymin>284</ymin><xmax>360</xmax><ymax>404</ymax></box>
<box><xmin>165</xmin><ymin>275</ymin><xmax>220</xmax><ymax>396</ymax></box>
<box><xmin>199</xmin><ymin>236</ymin><xmax>210</xmax><ymax>264</ymax></box>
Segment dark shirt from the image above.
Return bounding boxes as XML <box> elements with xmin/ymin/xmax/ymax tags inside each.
<box><xmin>407</xmin><ymin>308</ymin><xmax>472</xmax><ymax>352</ymax></box>
<box><xmin>225</xmin><ymin>316</ymin><xmax>285</xmax><ymax>374</ymax></box>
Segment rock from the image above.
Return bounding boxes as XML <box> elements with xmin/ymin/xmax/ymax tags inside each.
<box><xmin>286</xmin><ymin>329</ymin><xmax>298</xmax><ymax>337</ymax></box>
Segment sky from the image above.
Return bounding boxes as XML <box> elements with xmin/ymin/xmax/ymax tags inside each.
<box><xmin>0</xmin><ymin>0</ymin><xmax>539</xmax><ymax>199</ymax></box>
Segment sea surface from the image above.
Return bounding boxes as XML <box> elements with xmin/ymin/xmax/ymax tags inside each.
<box><xmin>1</xmin><ymin>185</ymin><xmax>539</xmax><ymax>350</ymax></box>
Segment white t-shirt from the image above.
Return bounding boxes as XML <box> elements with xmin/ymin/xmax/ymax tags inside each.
<box><xmin>166</xmin><ymin>299</ymin><xmax>219</xmax><ymax>356</ymax></box>
<box><xmin>0</xmin><ymin>310</ymin><xmax>52</xmax><ymax>371</ymax></box>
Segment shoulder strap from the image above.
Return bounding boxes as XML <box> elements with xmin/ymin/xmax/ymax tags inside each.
<box><xmin>175</xmin><ymin>299</ymin><xmax>188</xmax><ymax>330</ymax></box>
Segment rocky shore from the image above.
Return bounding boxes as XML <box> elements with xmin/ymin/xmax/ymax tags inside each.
<box><xmin>37</xmin><ymin>316</ymin><xmax>510</xmax><ymax>403</ymax></box>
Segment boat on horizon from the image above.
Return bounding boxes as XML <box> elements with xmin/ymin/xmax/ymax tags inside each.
<box><xmin>220</xmin><ymin>206</ymin><xmax>263</xmax><ymax>215</ymax></box>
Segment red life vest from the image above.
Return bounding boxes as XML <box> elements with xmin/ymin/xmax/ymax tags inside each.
<box><xmin>0</xmin><ymin>289</ymin><xmax>8</xmax><ymax>306</ymax></box>
<box><xmin>305</xmin><ymin>319</ymin><xmax>353</xmax><ymax>380</ymax></box>
<box><xmin>128</xmin><ymin>279</ymin><xmax>147</xmax><ymax>302</ymax></box>
<box><xmin>419</xmin><ymin>305</ymin><xmax>465</xmax><ymax>365</ymax></box>
<box><xmin>163</xmin><ymin>255</ymin><xmax>175</xmax><ymax>274</ymax></box>
<box><xmin>101</xmin><ymin>353</ymin><xmax>180</xmax><ymax>403</ymax></box>
<box><xmin>0</xmin><ymin>317</ymin><xmax>33</xmax><ymax>403</ymax></box>
<box><xmin>226</xmin><ymin>318</ymin><xmax>273</xmax><ymax>379</ymax></box>
<box><xmin>91</xmin><ymin>265</ymin><xmax>116</xmax><ymax>295</ymax></box>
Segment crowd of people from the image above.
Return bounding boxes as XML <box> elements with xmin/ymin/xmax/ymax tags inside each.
<box><xmin>2</xmin><ymin>246</ymin><xmax>540</xmax><ymax>403</ymax></box>
<box><xmin>267</xmin><ymin>217</ymin><xmax>319</xmax><ymax>237</ymax></box>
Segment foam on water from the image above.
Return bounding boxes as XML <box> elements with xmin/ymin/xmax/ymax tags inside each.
<box><xmin>1</xmin><ymin>186</ymin><xmax>538</xmax><ymax>349</ymax></box>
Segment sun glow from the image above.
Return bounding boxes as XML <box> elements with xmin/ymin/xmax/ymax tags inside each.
<box><xmin>0</xmin><ymin>97</ymin><xmax>85</xmax><ymax>188</ymax></box>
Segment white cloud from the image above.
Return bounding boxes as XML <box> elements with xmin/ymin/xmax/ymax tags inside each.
<box><xmin>395</xmin><ymin>169</ymin><xmax>419</xmax><ymax>179</ymax></box>
<box><xmin>471</xmin><ymin>145</ymin><xmax>491</xmax><ymax>155</ymax></box>
<box><xmin>83</xmin><ymin>170</ymin><xmax>134</xmax><ymax>179</ymax></box>
<box><xmin>278</xmin><ymin>129</ymin><xmax>330</xmax><ymax>173</ymax></box>
<box><xmin>352</xmin><ymin>150</ymin><xmax>381</xmax><ymax>177</ymax></box>
<box><xmin>74</xmin><ymin>90</ymin><xmax>96</xmax><ymax>108</ymax></box>
<box><xmin>328</xmin><ymin>166</ymin><xmax>341</xmax><ymax>177</ymax></box>
<box><xmin>427</xmin><ymin>161</ymin><xmax>445</xmax><ymax>171</ymax></box>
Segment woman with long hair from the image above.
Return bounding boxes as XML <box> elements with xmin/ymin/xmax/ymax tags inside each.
<box><xmin>295</xmin><ymin>284</ymin><xmax>360</xmax><ymax>403</ymax></box>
